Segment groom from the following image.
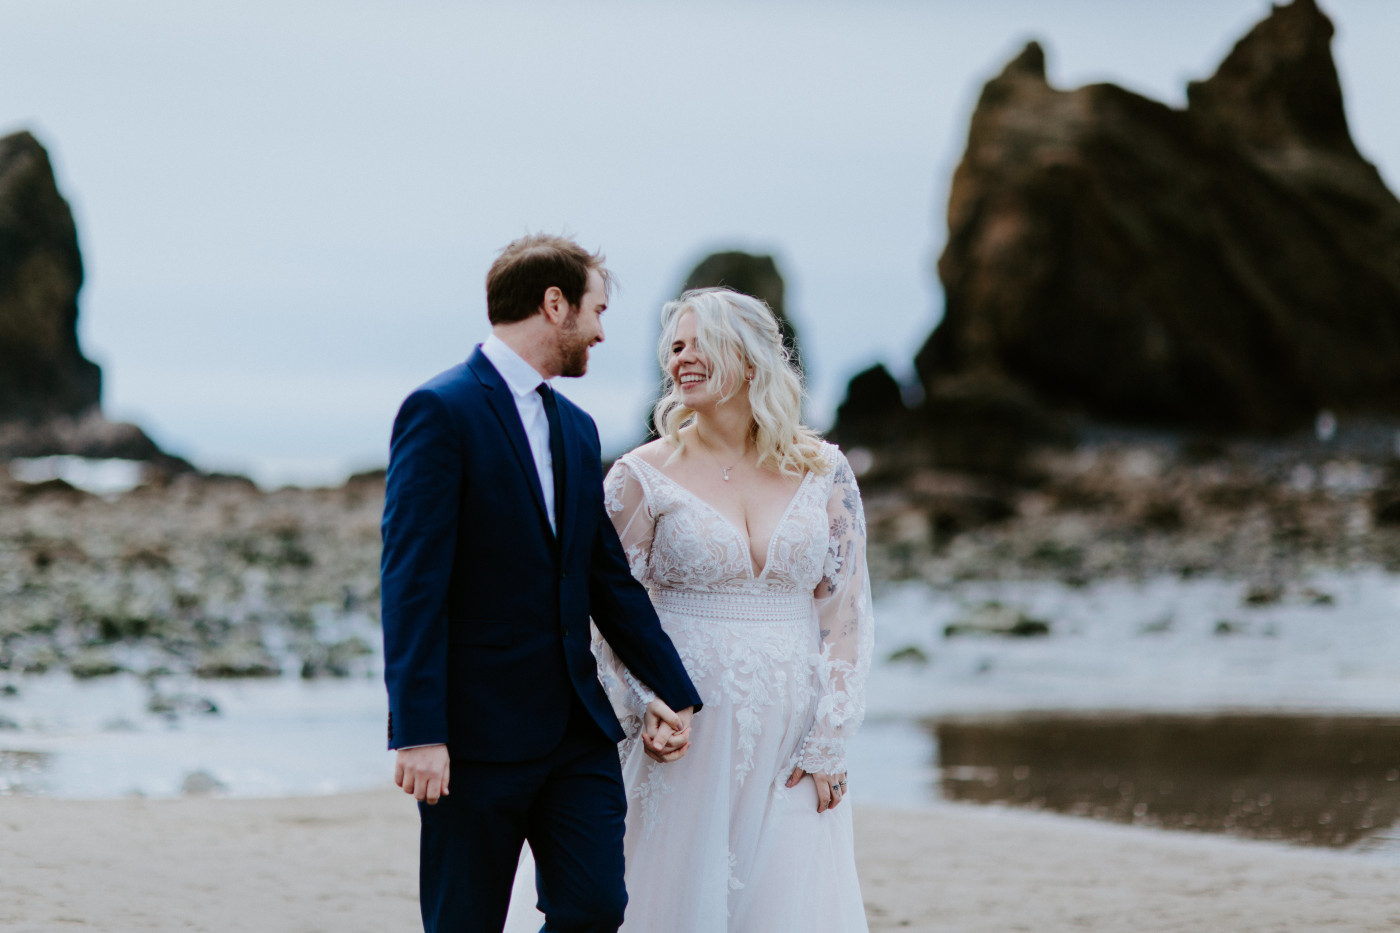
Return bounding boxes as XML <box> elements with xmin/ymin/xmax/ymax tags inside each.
<box><xmin>381</xmin><ymin>234</ymin><xmax>703</xmax><ymax>933</ymax></box>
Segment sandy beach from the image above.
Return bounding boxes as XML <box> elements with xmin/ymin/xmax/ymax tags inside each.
<box><xmin>2</xmin><ymin>786</ymin><xmax>1396</xmax><ymax>933</ymax></box>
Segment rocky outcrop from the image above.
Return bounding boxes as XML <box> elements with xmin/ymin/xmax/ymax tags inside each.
<box><xmin>0</xmin><ymin>131</ymin><xmax>101</xmax><ymax>423</ymax></box>
<box><xmin>681</xmin><ymin>251</ymin><xmax>803</xmax><ymax>375</ymax></box>
<box><xmin>916</xmin><ymin>0</ymin><xmax>1400</xmax><ymax>432</ymax></box>
<box><xmin>830</xmin><ymin>364</ymin><xmax>906</xmax><ymax>449</ymax></box>
<box><xmin>0</xmin><ymin>131</ymin><xmax>183</xmax><ymax>466</ymax></box>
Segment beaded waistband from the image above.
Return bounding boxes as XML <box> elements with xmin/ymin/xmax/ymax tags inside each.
<box><xmin>650</xmin><ymin>588</ymin><xmax>813</xmax><ymax>626</ymax></box>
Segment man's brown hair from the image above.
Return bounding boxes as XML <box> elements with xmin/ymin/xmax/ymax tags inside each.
<box><xmin>485</xmin><ymin>234</ymin><xmax>610</xmax><ymax>325</ymax></box>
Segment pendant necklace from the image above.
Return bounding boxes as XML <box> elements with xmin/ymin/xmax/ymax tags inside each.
<box><xmin>704</xmin><ymin>440</ymin><xmax>744</xmax><ymax>481</ymax></box>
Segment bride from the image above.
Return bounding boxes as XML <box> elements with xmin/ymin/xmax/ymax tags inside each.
<box><xmin>595</xmin><ymin>287</ymin><xmax>873</xmax><ymax>931</ymax></box>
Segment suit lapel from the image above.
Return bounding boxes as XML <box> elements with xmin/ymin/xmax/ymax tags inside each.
<box><xmin>468</xmin><ymin>349</ymin><xmax>552</xmax><ymax>535</ymax></box>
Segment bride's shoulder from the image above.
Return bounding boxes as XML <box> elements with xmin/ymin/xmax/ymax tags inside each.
<box><xmin>625</xmin><ymin>438</ymin><xmax>677</xmax><ymax>472</ymax></box>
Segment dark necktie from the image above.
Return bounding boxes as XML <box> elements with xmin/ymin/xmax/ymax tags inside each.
<box><xmin>536</xmin><ymin>382</ymin><xmax>566</xmax><ymax>535</ymax></box>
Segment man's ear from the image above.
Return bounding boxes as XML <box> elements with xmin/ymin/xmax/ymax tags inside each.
<box><xmin>540</xmin><ymin>286</ymin><xmax>566</xmax><ymax>324</ymax></box>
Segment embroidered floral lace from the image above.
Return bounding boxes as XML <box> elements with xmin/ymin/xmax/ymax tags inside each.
<box><xmin>594</xmin><ymin>443</ymin><xmax>873</xmax><ymax>776</ymax></box>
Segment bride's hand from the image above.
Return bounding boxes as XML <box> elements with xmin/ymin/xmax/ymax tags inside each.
<box><xmin>643</xmin><ymin>699</ymin><xmax>693</xmax><ymax>763</ymax></box>
<box><xmin>786</xmin><ymin>767</ymin><xmax>849</xmax><ymax>813</ymax></box>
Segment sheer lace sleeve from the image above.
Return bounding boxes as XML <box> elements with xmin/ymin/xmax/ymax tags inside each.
<box><xmin>798</xmin><ymin>449</ymin><xmax>874</xmax><ymax>775</ymax></box>
<box><xmin>592</xmin><ymin>457</ymin><xmax>658</xmax><ymax>730</ymax></box>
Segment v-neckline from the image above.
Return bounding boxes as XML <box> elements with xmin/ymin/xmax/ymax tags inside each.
<box><xmin>624</xmin><ymin>454</ymin><xmax>814</xmax><ymax>580</ymax></box>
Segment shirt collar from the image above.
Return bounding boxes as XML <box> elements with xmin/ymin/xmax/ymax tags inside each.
<box><xmin>481</xmin><ymin>334</ymin><xmax>551</xmax><ymax>399</ymax></box>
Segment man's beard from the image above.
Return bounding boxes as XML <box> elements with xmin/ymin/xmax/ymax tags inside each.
<box><xmin>557</xmin><ymin>312</ymin><xmax>591</xmax><ymax>377</ymax></box>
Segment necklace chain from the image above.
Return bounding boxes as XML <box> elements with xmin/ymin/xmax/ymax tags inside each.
<box><xmin>697</xmin><ymin>435</ymin><xmax>745</xmax><ymax>481</ymax></box>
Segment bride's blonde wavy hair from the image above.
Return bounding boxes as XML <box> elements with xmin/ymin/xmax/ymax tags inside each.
<box><xmin>654</xmin><ymin>287</ymin><xmax>829</xmax><ymax>476</ymax></box>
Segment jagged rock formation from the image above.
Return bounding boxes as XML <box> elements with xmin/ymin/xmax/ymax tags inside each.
<box><xmin>0</xmin><ymin>131</ymin><xmax>101</xmax><ymax>423</ymax></box>
<box><xmin>916</xmin><ymin>0</ymin><xmax>1400</xmax><ymax>432</ymax></box>
<box><xmin>0</xmin><ymin>130</ymin><xmax>184</xmax><ymax>467</ymax></box>
<box><xmin>681</xmin><ymin>251</ymin><xmax>803</xmax><ymax>375</ymax></box>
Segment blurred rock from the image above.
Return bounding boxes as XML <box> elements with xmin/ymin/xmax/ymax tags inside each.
<box><xmin>916</xmin><ymin>373</ymin><xmax>1070</xmax><ymax>479</ymax></box>
<box><xmin>920</xmin><ymin>0</ymin><xmax>1400</xmax><ymax>432</ymax></box>
<box><xmin>829</xmin><ymin>364</ymin><xmax>907</xmax><ymax>450</ymax></box>
<box><xmin>68</xmin><ymin>649</ymin><xmax>123</xmax><ymax>679</ymax></box>
<box><xmin>298</xmin><ymin>635</ymin><xmax>375</xmax><ymax>679</ymax></box>
<box><xmin>1243</xmin><ymin>582</ymin><xmax>1285</xmax><ymax>606</ymax></box>
<box><xmin>1374</xmin><ymin>490</ymin><xmax>1400</xmax><ymax>526</ymax></box>
<box><xmin>193</xmin><ymin>645</ymin><xmax>281</xmax><ymax>679</ymax></box>
<box><xmin>180</xmin><ymin>769</ymin><xmax>228</xmax><ymax>796</ymax></box>
<box><xmin>944</xmin><ymin>603</ymin><xmax>1051</xmax><ymax>638</ymax></box>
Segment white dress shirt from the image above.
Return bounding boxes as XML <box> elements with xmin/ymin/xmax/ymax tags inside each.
<box><xmin>480</xmin><ymin>335</ymin><xmax>558</xmax><ymax>531</ymax></box>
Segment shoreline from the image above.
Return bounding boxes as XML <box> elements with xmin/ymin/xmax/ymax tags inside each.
<box><xmin>2</xmin><ymin>787</ymin><xmax>1396</xmax><ymax>933</ymax></box>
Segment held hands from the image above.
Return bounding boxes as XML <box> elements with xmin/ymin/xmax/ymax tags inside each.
<box><xmin>395</xmin><ymin>744</ymin><xmax>451</xmax><ymax>805</ymax></box>
<box><xmin>642</xmin><ymin>699</ymin><xmax>694</xmax><ymax>763</ymax></box>
<box><xmin>786</xmin><ymin>766</ymin><xmax>849</xmax><ymax>813</ymax></box>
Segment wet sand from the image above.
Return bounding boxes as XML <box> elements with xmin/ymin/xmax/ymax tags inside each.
<box><xmin>1</xmin><ymin>786</ymin><xmax>1396</xmax><ymax>933</ymax></box>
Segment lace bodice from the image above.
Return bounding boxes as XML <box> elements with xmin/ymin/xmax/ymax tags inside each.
<box><xmin>597</xmin><ymin>442</ymin><xmax>874</xmax><ymax>775</ymax></box>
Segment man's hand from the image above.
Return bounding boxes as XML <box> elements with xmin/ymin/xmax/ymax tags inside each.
<box><xmin>642</xmin><ymin>699</ymin><xmax>694</xmax><ymax>764</ymax></box>
<box><xmin>395</xmin><ymin>744</ymin><xmax>451</xmax><ymax>804</ymax></box>
<box><xmin>786</xmin><ymin>766</ymin><xmax>848</xmax><ymax>813</ymax></box>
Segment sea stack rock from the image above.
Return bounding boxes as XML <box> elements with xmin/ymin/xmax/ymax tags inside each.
<box><xmin>0</xmin><ymin>131</ymin><xmax>101</xmax><ymax>423</ymax></box>
<box><xmin>918</xmin><ymin>0</ymin><xmax>1400</xmax><ymax>431</ymax></box>
<box><xmin>0</xmin><ymin>130</ymin><xmax>185</xmax><ymax>466</ymax></box>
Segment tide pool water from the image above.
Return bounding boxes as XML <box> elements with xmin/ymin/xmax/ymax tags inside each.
<box><xmin>2</xmin><ymin>570</ymin><xmax>1397</xmax><ymax>855</ymax></box>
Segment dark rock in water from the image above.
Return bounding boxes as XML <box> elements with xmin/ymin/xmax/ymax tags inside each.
<box><xmin>193</xmin><ymin>643</ymin><xmax>281</xmax><ymax>679</ymax></box>
<box><xmin>0</xmin><ymin>131</ymin><xmax>100</xmax><ymax>423</ymax></box>
<box><xmin>180</xmin><ymin>769</ymin><xmax>228</xmax><ymax>796</ymax></box>
<box><xmin>944</xmin><ymin>603</ymin><xmax>1052</xmax><ymax>638</ymax></box>
<box><xmin>886</xmin><ymin>645</ymin><xmax>930</xmax><ymax>665</ymax></box>
<box><xmin>1243</xmin><ymin>582</ymin><xmax>1285</xmax><ymax>606</ymax></box>
<box><xmin>681</xmin><ymin>251</ymin><xmax>803</xmax><ymax>375</ymax></box>
<box><xmin>920</xmin><ymin>0</ymin><xmax>1400</xmax><ymax>432</ymax></box>
<box><xmin>299</xmin><ymin>635</ymin><xmax>375</xmax><ymax>679</ymax></box>
<box><xmin>68</xmin><ymin>649</ymin><xmax>123</xmax><ymax>679</ymax></box>
<box><xmin>146</xmin><ymin>691</ymin><xmax>219</xmax><ymax>719</ymax></box>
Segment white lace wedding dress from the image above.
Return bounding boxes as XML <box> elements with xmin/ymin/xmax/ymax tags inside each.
<box><xmin>594</xmin><ymin>442</ymin><xmax>874</xmax><ymax>932</ymax></box>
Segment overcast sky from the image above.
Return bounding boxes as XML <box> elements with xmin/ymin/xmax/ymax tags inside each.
<box><xmin>4</xmin><ymin>0</ymin><xmax>1397</xmax><ymax>485</ymax></box>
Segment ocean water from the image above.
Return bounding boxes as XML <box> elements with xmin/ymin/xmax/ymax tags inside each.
<box><xmin>2</xmin><ymin>570</ymin><xmax>1397</xmax><ymax>853</ymax></box>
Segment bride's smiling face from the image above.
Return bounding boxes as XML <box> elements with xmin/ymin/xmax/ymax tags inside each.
<box><xmin>668</xmin><ymin>311</ymin><xmax>729</xmax><ymax>409</ymax></box>
<box><xmin>668</xmin><ymin>312</ymin><xmax>711</xmax><ymax>404</ymax></box>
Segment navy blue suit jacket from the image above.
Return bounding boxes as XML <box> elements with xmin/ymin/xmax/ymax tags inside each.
<box><xmin>380</xmin><ymin>347</ymin><xmax>702</xmax><ymax>761</ymax></box>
